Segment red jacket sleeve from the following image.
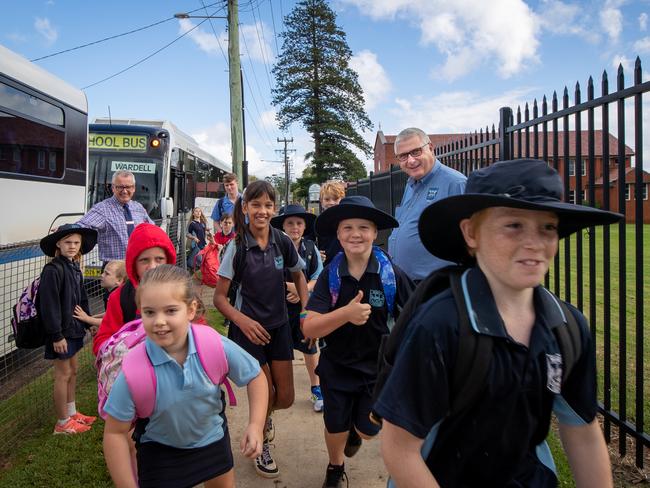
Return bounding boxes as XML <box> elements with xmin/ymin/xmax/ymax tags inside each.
<box><xmin>92</xmin><ymin>286</ymin><xmax>125</xmax><ymax>356</ymax></box>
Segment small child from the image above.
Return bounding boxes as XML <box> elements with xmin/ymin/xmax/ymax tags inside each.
<box><xmin>103</xmin><ymin>265</ymin><xmax>268</xmax><ymax>488</ymax></box>
<box><xmin>93</xmin><ymin>223</ymin><xmax>176</xmax><ymax>356</ymax></box>
<box><xmin>271</xmin><ymin>204</ymin><xmax>324</xmax><ymax>412</ymax></box>
<box><xmin>303</xmin><ymin>196</ymin><xmax>414</xmax><ymax>487</ymax></box>
<box><xmin>376</xmin><ymin>159</ymin><xmax>619</xmax><ymax>487</ymax></box>
<box><xmin>317</xmin><ymin>181</ymin><xmax>345</xmax><ymax>266</ymax></box>
<box><xmin>74</xmin><ymin>259</ymin><xmax>126</xmax><ymax>333</ymax></box>
<box><xmin>214</xmin><ymin>213</ymin><xmax>236</xmax><ymax>253</ymax></box>
<box><xmin>38</xmin><ymin>223</ymin><xmax>99</xmax><ymax>435</ymax></box>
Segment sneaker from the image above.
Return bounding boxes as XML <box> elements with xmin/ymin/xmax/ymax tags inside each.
<box><xmin>254</xmin><ymin>441</ymin><xmax>279</xmax><ymax>478</ymax></box>
<box><xmin>322</xmin><ymin>463</ymin><xmax>348</xmax><ymax>488</ymax></box>
<box><xmin>264</xmin><ymin>416</ymin><xmax>275</xmax><ymax>442</ymax></box>
<box><xmin>311</xmin><ymin>385</ymin><xmax>324</xmax><ymax>413</ymax></box>
<box><xmin>53</xmin><ymin>418</ymin><xmax>91</xmax><ymax>435</ymax></box>
<box><xmin>71</xmin><ymin>412</ymin><xmax>97</xmax><ymax>426</ymax></box>
<box><xmin>343</xmin><ymin>427</ymin><xmax>362</xmax><ymax>458</ymax></box>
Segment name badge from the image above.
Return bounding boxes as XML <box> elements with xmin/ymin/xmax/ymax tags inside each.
<box><xmin>426</xmin><ymin>187</ymin><xmax>439</xmax><ymax>200</ymax></box>
<box><xmin>274</xmin><ymin>256</ymin><xmax>284</xmax><ymax>269</ymax></box>
<box><xmin>369</xmin><ymin>289</ymin><xmax>385</xmax><ymax>308</ymax></box>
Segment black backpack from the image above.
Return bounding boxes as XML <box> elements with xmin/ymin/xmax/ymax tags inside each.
<box><xmin>370</xmin><ymin>266</ymin><xmax>582</xmax><ymax>424</ymax></box>
<box><xmin>119</xmin><ymin>280</ymin><xmax>138</xmax><ymax>324</ymax></box>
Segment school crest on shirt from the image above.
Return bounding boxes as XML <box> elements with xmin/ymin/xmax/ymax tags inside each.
<box><xmin>546</xmin><ymin>353</ymin><xmax>563</xmax><ymax>394</ymax></box>
<box><xmin>426</xmin><ymin>187</ymin><xmax>439</xmax><ymax>200</ymax></box>
<box><xmin>274</xmin><ymin>256</ymin><xmax>284</xmax><ymax>269</ymax></box>
<box><xmin>369</xmin><ymin>289</ymin><xmax>385</xmax><ymax>308</ymax></box>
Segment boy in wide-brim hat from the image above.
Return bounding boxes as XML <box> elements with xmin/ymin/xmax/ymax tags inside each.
<box><xmin>376</xmin><ymin>159</ymin><xmax>619</xmax><ymax>487</ymax></box>
<box><xmin>303</xmin><ymin>196</ymin><xmax>414</xmax><ymax>488</ymax></box>
<box><xmin>271</xmin><ymin>204</ymin><xmax>325</xmax><ymax>413</ymax></box>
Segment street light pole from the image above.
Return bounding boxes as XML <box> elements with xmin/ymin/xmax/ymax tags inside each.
<box><xmin>228</xmin><ymin>0</ymin><xmax>244</xmax><ymax>188</ymax></box>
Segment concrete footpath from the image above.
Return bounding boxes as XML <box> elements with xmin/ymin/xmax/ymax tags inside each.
<box><xmin>223</xmin><ymin>356</ymin><xmax>389</xmax><ymax>487</ymax></box>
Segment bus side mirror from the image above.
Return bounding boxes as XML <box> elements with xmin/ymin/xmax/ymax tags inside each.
<box><xmin>161</xmin><ymin>197</ymin><xmax>174</xmax><ymax>218</ymax></box>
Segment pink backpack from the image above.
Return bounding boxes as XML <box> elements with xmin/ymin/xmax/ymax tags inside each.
<box><xmin>96</xmin><ymin>319</ymin><xmax>236</xmax><ymax>420</ymax></box>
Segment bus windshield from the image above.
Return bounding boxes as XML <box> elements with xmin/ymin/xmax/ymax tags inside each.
<box><xmin>87</xmin><ymin>153</ymin><xmax>164</xmax><ymax>220</ymax></box>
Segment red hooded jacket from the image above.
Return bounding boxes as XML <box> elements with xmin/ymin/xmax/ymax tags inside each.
<box><xmin>92</xmin><ymin>223</ymin><xmax>176</xmax><ymax>355</ymax></box>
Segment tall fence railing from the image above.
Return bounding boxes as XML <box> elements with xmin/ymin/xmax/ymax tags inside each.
<box><xmin>348</xmin><ymin>58</ymin><xmax>648</xmax><ymax>467</ymax></box>
<box><xmin>0</xmin><ymin>218</ymin><xmax>186</xmax><ymax>460</ymax></box>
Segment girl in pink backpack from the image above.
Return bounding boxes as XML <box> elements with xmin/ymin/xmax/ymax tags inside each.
<box><xmin>103</xmin><ymin>265</ymin><xmax>268</xmax><ymax>488</ymax></box>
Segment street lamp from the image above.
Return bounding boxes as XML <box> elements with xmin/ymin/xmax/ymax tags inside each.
<box><xmin>174</xmin><ymin>3</ymin><xmax>245</xmax><ymax>188</ymax></box>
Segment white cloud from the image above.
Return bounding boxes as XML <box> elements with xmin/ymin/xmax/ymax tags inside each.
<box><xmin>34</xmin><ymin>17</ymin><xmax>57</xmax><ymax>45</ymax></box>
<box><xmin>634</xmin><ymin>36</ymin><xmax>650</xmax><ymax>54</ymax></box>
<box><xmin>600</xmin><ymin>2</ymin><xmax>623</xmax><ymax>42</ymax></box>
<box><xmin>260</xmin><ymin>110</ymin><xmax>278</xmax><ymax>131</ymax></box>
<box><xmin>178</xmin><ymin>18</ymin><xmax>228</xmax><ymax>57</ymax></box>
<box><xmin>640</xmin><ymin>13</ymin><xmax>648</xmax><ymax>31</ymax></box>
<box><xmin>342</xmin><ymin>0</ymin><xmax>539</xmax><ymax>80</ymax></box>
<box><xmin>349</xmin><ymin>50</ymin><xmax>392</xmax><ymax>109</ymax></box>
<box><xmin>537</xmin><ymin>0</ymin><xmax>599</xmax><ymax>43</ymax></box>
<box><xmin>612</xmin><ymin>54</ymin><xmax>632</xmax><ymax>71</ymax></box>
<box><xmin>240</xmin><ymin>22</ymin><xmax>275</xmax><ymax>64</ymax></box>
<box><xmin>6</xmin><ymin>33</ymin><xmax>27</xmax><ymax>43</ymax></box>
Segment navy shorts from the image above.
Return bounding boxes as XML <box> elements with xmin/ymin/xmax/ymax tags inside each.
<box><xmin>44</xmin><ymin>336</ymin><xmax>85</xmax><ymax>360</ymax></box>
<box><xmin>228</xmin><ymin>321</ymin><xmax>294</xmax><ymax>365</ymax></box>
<box><xmin>319</xmin><ymin>374</ymin><xmax>380</xmax><ymax>437</ymax></box>
<box><xmin>136</xmin><ymin>430</ymin><xmax>233</xmax><ymax>488</ymax></box>
<box><xmin>289</xmin><ymin>310</ymin><xmax>317</xmax><ymax>355</ymax></box>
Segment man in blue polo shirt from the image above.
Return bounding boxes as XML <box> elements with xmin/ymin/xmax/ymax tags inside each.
<box><xmin>387</xmin><ymin>128</ymin><xmax>466</xmax><ymax>282</ymax></box>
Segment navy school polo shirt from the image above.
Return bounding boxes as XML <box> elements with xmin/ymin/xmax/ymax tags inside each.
<box><xmin>285</xmin><ymin>238</ymin><xmax>323</xmax><ymax>315</ymax></box>
<box><xmin>307</xmin><ymin>252</ymin><xmax>413</xmax><ymax>381</ymax></box>
<box><xmin>218</xmin><ymin>229</ymin><xmax>304</xmax><ymax>330</ymax></box>
<box><xmin>374</xmin><ymin>267</ymin><xmax>597</xmax><ymax>487</ymax></box>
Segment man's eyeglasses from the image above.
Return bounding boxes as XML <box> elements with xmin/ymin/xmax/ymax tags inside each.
<box><xmin>396</xmin><ymin>142</ymin><xmax>429</xmax><ymax>162</ymax></box>
<box><xmin>113</xmin><ymin>185</ymin><xmax>135</xmax><ymax>191</ymax></box>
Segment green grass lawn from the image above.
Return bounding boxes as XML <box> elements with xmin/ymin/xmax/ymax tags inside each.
<box><xmin>548</xmin><ymin>224</ymin><xmax>649</xmax><ymax>433</ymax></box>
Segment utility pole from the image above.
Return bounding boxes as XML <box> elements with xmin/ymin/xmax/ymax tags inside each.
<box><xmin>228</xmin><ymin>0</ymin><xmax>244</xmax><ymax>187</ymax></box>
<box><xmin>277</xmin><ymin>137</ymin><xmax>294</xmax><ymax>206</ymax></box>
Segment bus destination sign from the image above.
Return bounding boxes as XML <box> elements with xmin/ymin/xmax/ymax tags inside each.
<box><xmin>89</xmin><ymin>133</ymin><xmax>147</xmax><ymax>152</ymax></box>
<box><xmin>111</xmin><ymin>161</ymin><xmax>156</xmax><ymax>174</ymax></box>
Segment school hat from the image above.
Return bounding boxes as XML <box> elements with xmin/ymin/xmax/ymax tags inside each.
<box><xmin>271</xmin><ymin>203</ymin><xmax>316</xmax><ymax>231</ymax></box>
<box><xmin>40</xmin><ymin>224</ymin><xmax>98</xmax><ymax>257</ymax></box>
<box><xmin>418</xmin><ymin>159</ymin><xmax>623</xmax><ymax>264</ymax></box>
<box><xmin>315</xmin><ymin>195</ymin><xmax>398</xmax><ymax>237</ymax></box>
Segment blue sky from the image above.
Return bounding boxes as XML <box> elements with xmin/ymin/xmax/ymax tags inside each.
<box><xmin>2</xmin><ymin>0</ymin><xmax>650</xmax><ymax>178</ymax></box>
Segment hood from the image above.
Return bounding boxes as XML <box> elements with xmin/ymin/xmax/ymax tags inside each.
<box><xmin>124</xmin><ymin>223</ymin><xmax>177</xmax><ymax>285</ymax></box>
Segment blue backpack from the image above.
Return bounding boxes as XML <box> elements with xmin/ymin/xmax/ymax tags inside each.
<box><xmin>328</xmin><ymin>246</ymin><xmax>397</xmax><ymax>317</ymax></box>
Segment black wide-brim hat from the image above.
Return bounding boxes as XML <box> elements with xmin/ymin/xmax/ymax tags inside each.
<box><xmin>40</xmin><ymin>224</ymin><xmax>98</xmax><ymax>257</ymax></box>
<box><xmin>271</xmin><ymin>203</ymin><xmax>316</xmax><ymax>231</ymax></box>
<box><xmin>315</xmin><ymin>195</ymin><xmax>399</xmax><ymax>237</ymax></box>
<box><xmin>419</xmin><ymin>159</ymin><xmax>623</xmax><ymax>264</ymax></box>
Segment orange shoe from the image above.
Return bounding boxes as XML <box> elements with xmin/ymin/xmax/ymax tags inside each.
<box><xmin>53</xmin><ymin>418</ymin><xmax>91</xmax><ymax>435</ymax></box>
<box><xmin>71</xmin><ymin>412</ymin><xmax>97</xmax><ymax>426</ymax></box>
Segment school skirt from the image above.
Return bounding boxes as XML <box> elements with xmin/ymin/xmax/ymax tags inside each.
<box><xmin>136</xmin><ymin>429</ymin><xmax>233</xmax><ymax>488</ymax></box>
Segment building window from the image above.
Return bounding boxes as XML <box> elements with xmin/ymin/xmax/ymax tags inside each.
<box><xmin>582</xmin><ymin>189</ymin><xmax>588</xmax><ymax>202</ymax></box>
<box><xmin>625</xmin><ymin>184</ymin><xmax>631</xmax><ymax>201</ymax></box>
<box><xmin>568</xmin><ymin>190</ymin><xmax>576</xmax><ymax>203</ymax></box>
<box><xmin>13</xmin><ymin>147</ymin><xmax>20</xmax><ymax>162</ymax></box>
<box><xmin>568</xmin><ymin>159</ymin><xmax>575</xmax><ymax>176</ymax></box>
<box><xmin>581</xmin><ymin>158</ymin><xmax>587</xmax><ymax>176</ymax></box>
<box><xmin>644</xmin><ymin>183</ymin><xmax>648</xmax><ymax>200</ymax></box>
<box><xmin>38</xmin><ymin>150</ymin><xmax>46</xmax><ymax>170</ymax></box>
<box><xmin>49</xmin><ymin>151</ymin><xmax>57</xmax><ymax>171</ymax></box>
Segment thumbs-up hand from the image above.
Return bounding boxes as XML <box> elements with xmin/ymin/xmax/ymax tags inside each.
<box><xmin>347</xmin><ymin>290</ymin><xmax>371</xmax><ymax>325</ymax></box>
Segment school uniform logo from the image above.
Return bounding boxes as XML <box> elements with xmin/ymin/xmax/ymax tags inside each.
<box><xmin>369</xmin><ymin>289</ymin><xmax>385</xmax><ymax>308</ymax></box>
<box><xmin>426</xmin><ymin>187</ymin><xmax>439</xmax><ymax>200</ymax></box>
<box><xmin>274</xmin><ymin>256</ymin><xmax>284</xmax><ymax>269</ymax></box>
<box><xmin>546</xmin><ymin>353</ymin><xmax>563</xmax><ymax>394</ymax></box>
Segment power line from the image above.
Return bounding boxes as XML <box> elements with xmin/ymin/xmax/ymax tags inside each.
<box><xmin>267</xmin><ymin>0</ymin><xmax>281</xmax><ymax>56</ymax></box>
<box><xmin>242</xmin><ymin>69</ymin><xmax>276</xmax><ymax>147</ymax></box>
<box><xmin>82</xmin><ymin>18</ymin><xmax>210</xmax><ymax>90</ymax></box>
<box><xmin>250</xmin><ymin>4</ymin><xmax>275</xmax><ymax>92</ymax></box>
<box><xmin>30</xmin><ymin>1</ymin><xmax>224</xmax><ymax>62</ymax></box>
<box><xmin>199</xmin><ymin>0</ymin><xmax>228</xmax><ymax>64</ymax></box>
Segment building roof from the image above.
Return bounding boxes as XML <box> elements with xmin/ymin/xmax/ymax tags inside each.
<box><xmin>594</xmin><ymin>166</ymin><xmax>650</xmax><ymax>185</ymax></box>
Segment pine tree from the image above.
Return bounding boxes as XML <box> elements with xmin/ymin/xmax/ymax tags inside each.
<box><xmin>272</xmin><ymin>0</ymin><xmax>372</xmax><ymax>182</ymax></box>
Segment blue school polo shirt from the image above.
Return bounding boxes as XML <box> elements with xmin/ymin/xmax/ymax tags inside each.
<box><xmin>374</xmin><ymin>267</ymin><xmax>597</xmax><ymax>487</ymax></box>
<box><xmin>104</xmin><ymin>328</ymin><xmax>260</xmax><ymax>448</ymax></box>
<box><xmin>218</xmin><ymin>230</ymin><xmax>305</xmax><ymax>329</ymax></box>
<box><xmin>387</xmin><ymin>161</ymin><xmax>466</xmax><ymax>281</ymax></box>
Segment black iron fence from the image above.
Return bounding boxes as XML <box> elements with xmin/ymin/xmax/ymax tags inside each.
<box><xmin>349</xmin><ymin>58</ymin><xmax>649</xmax><ymax>467</ymax></box>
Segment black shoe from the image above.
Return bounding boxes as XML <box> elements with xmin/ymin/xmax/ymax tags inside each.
<box><xmin>322</xmin><ymin>463</ymin><xmax>348</xmax><ymax>488</ymax></box>
<box><xmin>343</xmin><ymin>428</ymin><xmax>362</xmax><ymax>458</ymax></box>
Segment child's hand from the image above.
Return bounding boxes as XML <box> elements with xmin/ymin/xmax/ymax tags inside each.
<box><xmin>73</xmin><ymin>305</ymin><xmax>89</xmax><ymax>321</ymax></box>
<box><xmin>319</xmin><ymin>250</ymin><xmax>327</xmax><ymax>262</ymax></box>
<box><xmin>346</xmin><ymin>290</ymin><xmax>371</xmax><ymax>325</ymax></box>
<box><xmin>53</xmin><ymin>338</ymin><xmax>68</xmax><ymax>354</ymax></box>
<box><xmin>286</xmin><ymin>291</ymin><xmax>300</xmax><ymax>303</ymax></box>
<box><xmin>240</xmin><ymin>424</ymin><xmax>263</xmax><ymax>459</ymax></box>
<box><xmin>238</xmin><ymin>318</ymin><xmax>271</xmax><ymax>346</ymax></box>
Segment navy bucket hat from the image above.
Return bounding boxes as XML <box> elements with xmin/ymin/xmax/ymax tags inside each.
<box><xmin>40</xmin><ymin>224</ymin><xmax>98</xmax><ymax>257</ymax></box>
<box><xmin>419</xmin><ymin>159</ymin><xmax>623</xmax><ymax>264</ymax></box>
<box><xmin>271</xmin><ymin>203</ymin><xmax>316</xmax><ymax>231</ymax></box>
<box><xmin>315</xmin><ymin>195</ymin><xmax>398</xmax><ymax>237</ymax></box>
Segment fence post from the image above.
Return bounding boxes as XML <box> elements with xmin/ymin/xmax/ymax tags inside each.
<box><xmin>499</xmin><ymin>106</ymin><xmax>513</xmax><ymax>160</ymax></box>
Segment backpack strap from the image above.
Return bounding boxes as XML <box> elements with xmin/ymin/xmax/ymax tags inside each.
<box><xmin>122</xmin><ymin>340</ymin><xmax>157</xmax><ymax>419</ymax></box>
<box><xmin>191</xmin><ymin>324</ymin><xmax>237</xmax><ymax>406</ymax></box>
<box><xmin>120</xmin><ymin>280</ymin><xmax>137</xmax><ymax>323</ymax></box>
<box><xmin>302</xmin><ymin>239</ymin><xmax>318</xmax><ymax>279</ymax></box>
<box><xmin>448</xmin><ymin>270</ymin><xmax>493</xmax><ymax>416</ymax></box>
